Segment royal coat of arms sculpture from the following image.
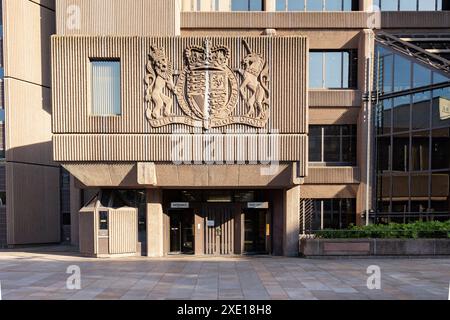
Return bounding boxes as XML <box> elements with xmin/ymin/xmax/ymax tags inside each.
<box><xmin>145</xmin><ymin>39</ymin><xmax>270</xmax><ymax>129</ymax></box>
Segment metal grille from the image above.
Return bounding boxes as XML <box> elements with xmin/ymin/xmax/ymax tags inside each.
<box><xmin>299</xmin><ymin>199</ymin><xmax>315</xmax><ymax>235</ymax></box>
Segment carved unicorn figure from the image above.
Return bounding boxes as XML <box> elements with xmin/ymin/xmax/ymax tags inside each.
<box><xmin>145</xmin><ymin>46</ymin><xmax>175</xmax><ymax>119</ymax></box>
<box><xmin>239</xmin><ymin>40</ymin><xmax>270</xmax><ymax>119</ymax></box>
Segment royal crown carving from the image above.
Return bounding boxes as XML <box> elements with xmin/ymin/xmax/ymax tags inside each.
<box><xmin>145</xmin><ymin>39</ymin><xmax>270</xmax><ymax>129</ymax></box>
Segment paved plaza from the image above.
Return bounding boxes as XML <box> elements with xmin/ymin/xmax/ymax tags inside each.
<box><xmin>0</xmin><ymin>247</ymin><xmax>449</xmax><ymax>300</ymax></box>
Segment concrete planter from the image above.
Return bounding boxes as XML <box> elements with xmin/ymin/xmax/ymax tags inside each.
<box><xmin>300</xmin><ymin>238</ymin><xmax>450</xmax><ymax>257</ymax></box>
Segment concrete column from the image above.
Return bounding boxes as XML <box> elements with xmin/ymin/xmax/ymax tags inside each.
<box><xmin>194</xmin><ymin>210</ymin><xmax>204</xmax><ymax>255</ymax></box>
<box><xmin>283</xmin><ymin>186</ymin><xmax>300</xmax><ymax>256</ymax></box>
<box><xmin>264</xmin><ymin>0</ymin><xmax>276</xmax><ymax>11</ymax></box>
<box><xmin>271</xmin><ymin>189</ymin><xmax>284</xmax><ymax>256</ymax></box>
<box><xmin>357</xmin><ymin>29</ymin><xmax>375</xmax><ymax>225</ymax></box>
<box><xmin>147</xmin><ymin>189</ymin><xmax>165</xmax><ymax>257</ymax></box>
<box><xmin>70</xmin><ymin>175</ymin><xmax>82</xmax><ymax>246</ymax></box>
<box><xmin>360</xmin><ymin>0</ymin><xmax>374</xmax><ymax>11</ymax></box>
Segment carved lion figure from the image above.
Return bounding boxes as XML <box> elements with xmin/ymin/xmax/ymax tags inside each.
<box><xmin>145</xmin><ymin>46</ymin><xmax>175</xmax><ymax>119</ymax></box>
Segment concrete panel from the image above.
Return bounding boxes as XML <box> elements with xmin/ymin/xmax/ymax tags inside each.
<box><xmin>309</xmin><ymin>90</ymin><xmax>362</xmax><ymax>108</ymax></box>
<box><xmin>109</xmin><ymin>208</ymin><xmax>138</xmax><ymax>255</ymax></box>
<box><xmin>304</xmin><ymin>167</ymin><xmax>360</xmax><ymax>184</ymax></box>
<box><xmin>147</xmin><ymin>189</ymin><xmax>164</xmax><ymax>257</ymax></box>
<box><xmin>5</xmin><ymin>78</ymin><xmax>54</xmax><ymax>165</ymax></box>
<box><xmin>309</xmin><ymin>107</ymin><xmax>360</xmax><ymax>125</ymax></box>
<box><xmin>300</xmin><ymin>185</ymin><xmax>358</xmax><ymax>199</ymax></box>
<box><xmin>181</xmin><ymin>12</ymin><xmax>373</xmax><ymax>29</ymax></box>
<box><xmin>56</xmin><ymin>0</ymin><xmax>178</xmax><ymax>36</ymax></box>
<box><xmin>283</xmin><ymin>186</ymin><xmax>300</xmax><ymax>256</ymax></box>
<box><xmin>6</xmin><ymin>162</ymin><xmax>60</xmax><ymax>245</ymax></box>
<box><xmin>2</xmin><ymin>0</ymin><xmax>55</xmax><ymax>87</ymax></box>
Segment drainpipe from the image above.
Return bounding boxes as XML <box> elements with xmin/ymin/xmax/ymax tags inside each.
<box><xmin>365</xmin><ymin>31</ymin><xmax>375</xmax><ymax>226</ymax></box>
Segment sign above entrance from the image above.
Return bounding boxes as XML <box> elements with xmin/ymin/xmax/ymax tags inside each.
<box><xmin>207</xmin><ymin>220</ymin><xmax>215</xmax><ymax>228</ymax></box>
<box><xmin>247</xmin><ymin>202</ymin><xmax>269</xmax><ymax>209</ymax></box>
<box><xmin>171</xmin><ymin>202</ymin><xmax>189</xmax><ymax>209</ymax></box>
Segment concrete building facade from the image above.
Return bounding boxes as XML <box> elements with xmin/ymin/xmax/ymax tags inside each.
<box><xmin>1</xmin><ymin>0</ymin><xmax>449</xmax><ymax>256</ymax></box>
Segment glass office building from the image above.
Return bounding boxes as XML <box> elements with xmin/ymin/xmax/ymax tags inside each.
<box><xmin>375</xmin><ymin>42</ymin><xmax>450</xmax><ymax>223</ymax></box>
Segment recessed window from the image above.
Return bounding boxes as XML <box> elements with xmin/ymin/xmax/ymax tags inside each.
<box><xmin>373</xmin><ymin>0</ymin><xmax>448</xmax><ymax>11</ymax></box>
<box><xmin>91</xmin><ymin>60</ymin><xmax>121</xmax><ymax>116</ymax></box>
<box><xmin>309</xmin><ymin>50</ymin><xmax>357</xmax><ymax>89</ymax></box>
<box><xmin>231</xmin><ymin>0</ymin><xmax>263</xmax><ymax>11</ymax></box>
<box><xmin>276</xmin><ymin>0</ymin><xmax>356</xmax><ymax>11</ymax></box>
<box><xmin>301</xmin><ymin>199</ymin><xmax>356</xmax><ymax>232</ymax></box>
<box><xmin>309</xmin><ymin>125</ymin><xmax>357</xmax><ymax>165</ymax></box>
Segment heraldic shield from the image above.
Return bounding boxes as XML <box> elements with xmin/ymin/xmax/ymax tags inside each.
<box><xmin>145</xmin><ymin>39</ymin><xmax>269</xmax><ymax>129</ymax></box>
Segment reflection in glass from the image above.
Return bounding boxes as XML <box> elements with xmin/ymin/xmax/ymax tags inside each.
<box><xmin>306</xmin><ymin>0</ymin><xmax>323</xmax><ymax>11</ymax></box>
<box><xmin>393</xmin><ymin>95</ymin><xmax>411</xmax><ymax>133</ymax></box>
<box><xmin>377</xmin><ymin>137</ymin><xmax>391</xmax><ymax>172</ymax></box>
<box><xmin>431</xmin><ymin>128</ymin><xmax>450</xmax><ymax>170</ymax></box>
<box><xmin>400</xmin><ymin>0</ymin><xmax>417</xmax><ymax>10</ymax></box>
<box><xmin>381</xmin><ymin>54</ymin><xmax>393</xmax><ymax>93</ymax></box>
<box><xmin>392</xmin><ymin>133</ymin><xmax>409</xmax><ymax>171</ymax></box>
<box><xmin>432</xmin><ymin>87</ymin><xmax>450</xmax><ymax>128</ymax></box>
<box><xmin>413</xmin><ymin>63</ymin><xmax>432</xmax><ymax>88</ymax></box>
<box><xmin>309</xmin><ymin>52</ymin><xmax>323</xmax><ymax>88</ymax></box>
<box><xmin>433</xmin><ymin>72</ymin><xmax>449</xmax><ymax>85</ymax></box>
<box><xmin>288</xmin><ymin>0</ymin><xmax>305</xmax><ymax>10</ymax></box>
<box><xmin>231</xmin><ymin>0</ymin><xmax>263</xmax><ymax>11</ymax></box>
<box><xmin>412</xmin><ymin>92</ymin><xmax>431</xmax><ymax>130</ymax></box>
<box><xmin>325</xmin><ymin>52</ymin><xmax>342</xmax><ymax>88</ymax></box>
<box><xmin>323</xmin><ymin>136</ymin><xmax>340</xmax><ymax>162</ymax></box>
<box><xmin>380</xmin><ymin>0</ymin><xmax>399</xmax><ymax>11</ymax></box>
<box><xmin>394</xmin><ymin>54</ymin><xmax>411</xmax><ymax>91</ymax></box>
<box><xmin>430</xmin><ymin>171</ymin><xmax>450</xmax><ymax>215</ymax></box>
<box><xmin>418</xmin><ymin>0</ymin><xmax>438</xmax><ymax>10</ymax></box>
<box><xmin>411</xmin><ymin>131</ymin><xmax>430</xmax><ymax>171</ymax></box>
<box><xmin>380</xmin><ymin>99</ymin><xmax>392</xmax><ymax>134</ymax></box>
<box><xmin>309</xmin><ymin>127</ymin><xmax>322</xmax><ymax>162</ymax></box>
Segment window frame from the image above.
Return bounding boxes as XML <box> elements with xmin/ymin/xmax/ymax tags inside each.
<box><xmin>309</xmin><ymin>125</ymin><xmax>357</xmax><ymax>166</ymax></box>
<box><xmin>374</xmin><ymin>0</ymin><xmax>444</xmax><ymax>11</ymax></box>
<box><xmin>231</xmin><ymin>0</ymin><xmax>264</xmax><ymax>11</ymax></box>
<box><xmin>309</xmin><ymin>50</ymin><xmax>358</xmax><ymax>89</ymax></box>
<box><xmin>276</xmin><ymin>0</ymin><xmax>357</xmax><ymax>11</ymax></box>
<box><xmin>89</xmin><ymin>58</ymin><xmax>122</xmax><ymax>117</ymax></box>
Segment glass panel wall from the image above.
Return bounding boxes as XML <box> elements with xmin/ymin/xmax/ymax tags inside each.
<box><xmin>276</xmin><ymin>0</ymin><xmax>357</xmax><ymax>11</ymax></box>
<box><xmin>308</xmin><ymin>199</ymin><xmax>356</xmax><ymax>231</ymax></box>
<box><xmin>309</xmin><ymin>50</ymin><xmax>357</xmax><ymax>89</ymax></box>
<box><xmin>375</xmin><ymin>44</ymin><xmax>450</xmax><ymax>223</ymax></box>
<box><xmin>309</xmin><ymin>125</ymin><xmax>357</xmax><ymax>165</ymax></box>
<box><xmin>182</xmin><ymin>0</ymin><xmax>264</xmax><ymax>11</ymax></box>
<box><xmin>377</xmin><ymin>45</ymin><xmax>447</xmax><ymax>95</ymax></box>
<box><xmin>373</xmin><ymin>0</ymin><xmax>448</xmax><ymax>11</ymax></box>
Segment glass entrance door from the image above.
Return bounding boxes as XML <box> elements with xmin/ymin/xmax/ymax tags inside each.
<box><xmin>244</xmin><ymin>209</ymin><xmax>268</xmax><ymax>254</ymax></box>
<box><xmin>169</xmin><ymin>210</ymin><xmax>194</xmax><ymax>254</ymax></box>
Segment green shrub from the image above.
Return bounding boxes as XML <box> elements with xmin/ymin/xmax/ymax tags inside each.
<box><xmin>315</xmin><ymin>220</ymin><xmax>450</xmax><ymax>239</ymax></box>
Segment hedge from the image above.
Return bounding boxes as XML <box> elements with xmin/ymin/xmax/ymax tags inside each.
<box><xmin>315</xmin><ymin>220</ymin><xmax>450</xmax><ymax>239</ymax></box>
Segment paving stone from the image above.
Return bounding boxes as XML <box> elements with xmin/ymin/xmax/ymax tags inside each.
<box><xmin>0</xmin><ymin>250</ymin><xmax>449</xmax><ymax>300</ymax></box>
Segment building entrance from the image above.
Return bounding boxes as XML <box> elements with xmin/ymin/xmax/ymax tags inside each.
<box><xmin>203</xmin><ymin>203</ymin><xmax>235</xmax><ymax>255</ymax></box>
<box><xmin>244</xmin><ymin>209</ymin><xmax>268</xmax><ymax>254</ymax></box>
<box><xmin>164</xmin><ymin>190</ymin><xmax>274</xmax><ymax>256</ymax></box>
<box><xmin>169</xmin><ymin>210</ymin><xmax>195</xmax><ymax>254</ymax></box>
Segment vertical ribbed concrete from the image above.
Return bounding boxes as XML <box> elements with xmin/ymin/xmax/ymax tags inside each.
<box><xmin>147</xmin><ymin>189</ymin><xmax>164</xmax><ymax>257</ymax></box>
